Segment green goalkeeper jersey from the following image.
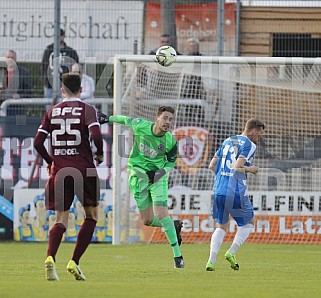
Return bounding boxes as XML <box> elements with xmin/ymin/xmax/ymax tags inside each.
<box><xmin>109</xmin><ymin>115</ymin><xmax>177</xmax><ymax>173</ymax></box>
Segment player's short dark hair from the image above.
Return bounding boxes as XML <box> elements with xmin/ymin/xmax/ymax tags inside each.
<box><xmin>157</xmin><ymin>106</ymin><xmax>175</xmax><ymax>116</ymax></box>
<box><xmin>245</xmin><ymin>118</ymin><xmax>265</xmax><ymax>131</ymax></box>
<box><xmin>62</xmin><ymin>73</ymin><xmax>81</xmax><ymax>95</ymax></box>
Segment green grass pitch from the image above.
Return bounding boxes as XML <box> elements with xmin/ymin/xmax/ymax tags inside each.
<box><xmin>0</xmin><ymin>242</ymin><xmax>320</xmax><ymax>298</ymax></box>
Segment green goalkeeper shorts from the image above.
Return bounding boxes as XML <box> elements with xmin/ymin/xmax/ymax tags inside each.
<box><xmin>128</xmin><ymin>174</ymin><xmax>168</xmax><ymax>211</ymax></box>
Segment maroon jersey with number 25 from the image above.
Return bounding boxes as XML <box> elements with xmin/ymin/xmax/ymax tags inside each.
<box><xmin>34</xmin><ymin>98</ymin><xmax>103</xmax><ymax>211</ymax></box>
<box><xmin>37</xmin><ymin>98</ymin><xmax>101</xmax><ymax>174</ymax></box>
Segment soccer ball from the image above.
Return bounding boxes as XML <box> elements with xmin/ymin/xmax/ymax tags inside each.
<box><xmin>155</xmin><ymin>46</ymin><xmax>177</xmax><ymax>67</ymax></box>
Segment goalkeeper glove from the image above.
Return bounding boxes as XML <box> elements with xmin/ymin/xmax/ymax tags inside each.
<box><xmin>97</xmin><ymin>111</ymin><xmax>109</xmax><ymax>124</ymax></box>
<box><xmin>146</xmin><ymin>169</ymin><xmax>166</xmax><ymax>184</ymax></box>
<box><xmin>95</xmin><ymin>154</ymin><xmax>104</xmax><ymax>165</ymax></box>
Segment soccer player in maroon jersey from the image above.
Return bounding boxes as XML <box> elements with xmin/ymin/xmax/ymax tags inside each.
<box><xmin>34</xmin><ymin>73</ymin><xmax>103</xmax><ymax>281</ymax></box>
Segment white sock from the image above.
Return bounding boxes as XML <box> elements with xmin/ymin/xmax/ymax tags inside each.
<box><xmin>208</xmin><ymin>228</ymin><xmax>226</xmax><ymax>265</ymax></box>
<box><xmin>229</xmin><ymin>224</ymin><xmax>253</xmax><ymax>255</ymax></box>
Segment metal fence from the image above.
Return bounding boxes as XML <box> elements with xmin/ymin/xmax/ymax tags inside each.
<box><xmin>0</xmin><ymin>98</ymin><xmax>113</xmax><ymax>117</ymax></box>
<box><xmin>1</xmin><ymin>0</ymin><xmax>321</xmax><ymax>194</ymax></box>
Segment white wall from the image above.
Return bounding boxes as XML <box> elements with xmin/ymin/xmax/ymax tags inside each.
<box><xmin>0</xmin><ymin>0</ymin><xmax>144</xmax><ymax>63</ymax></box>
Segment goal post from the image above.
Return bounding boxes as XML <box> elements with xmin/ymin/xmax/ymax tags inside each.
<box><xmin>112</xmin><ymin>55</ymin><xmax>321</xmax><ymax>245</ymax></box>
<box><xmin>112</xmin><ymin>57</ymin><xmax>122</xmax><ymax>245</ymax></box>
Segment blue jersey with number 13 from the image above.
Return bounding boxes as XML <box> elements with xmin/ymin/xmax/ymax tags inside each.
<box><xmin>213</xmin><ymin>135</ymin><xmax>256</xmax><ymax>198</ymax></box>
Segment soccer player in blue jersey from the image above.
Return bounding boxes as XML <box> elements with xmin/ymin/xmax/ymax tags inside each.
<box><xmin>205</xmin><ymin>118</ymin><xmax>265</xmax><ymax>271</ymax></box>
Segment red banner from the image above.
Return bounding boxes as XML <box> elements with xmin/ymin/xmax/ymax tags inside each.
<box><xmin>145</xmin><ymin>2</ymin><xmax>236</xmax><ymax>55</ymax></box>
<box><xmin>141</xmin><ymin>215</ymin><xmax>321</xmax><ymax>245</ymax></box>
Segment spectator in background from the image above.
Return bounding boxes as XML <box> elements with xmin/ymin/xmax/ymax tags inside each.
<box><xmin>148</xmin><ymin>34</ymin><xmax>181</xmax><ymax>55</ymax></box>
<box><xmin>0</xmin><ymin>49</ymin><xmax>33</xmax><ymax>115</ymax></box>
<box><xmin>186</xmin><ymin>37</ymin><xmax>203</xmax><ymax>56</ymax></box>
<box><xmin>41</xmin><ymin>29</ymin><xmax>79</xmax><ymax>99</ymax></box>
<box><xmin>180</xmin><ymin>37</ymin><xmax>205</xmax><ymax>123</ymax></box>
<box><xmin>71</xmin><ymin>63</ymin><xmax>95</xmax><ymax>100</ymax></box>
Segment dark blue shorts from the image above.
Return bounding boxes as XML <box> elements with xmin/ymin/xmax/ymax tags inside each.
<box><xmin>211</xmin><ymin>193</ymin><xmax>254</xmax><ymax>226</ymax></box>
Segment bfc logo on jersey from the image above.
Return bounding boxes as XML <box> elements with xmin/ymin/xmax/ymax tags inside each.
<box><xmin>52</xmin><ymin>107</ymin><xmax>83</xmax><ymax>117</ymax></box>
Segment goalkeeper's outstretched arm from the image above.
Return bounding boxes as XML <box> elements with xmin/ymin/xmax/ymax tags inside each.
<box><xmin>108</xmin><ymin>115</ymin><xmax>128</xmax><ymax>125</ymax></box>
<box><xmin>96</xmin><ymin>112</ymin><xmax>130</xmax><ymax>126</ymax></box>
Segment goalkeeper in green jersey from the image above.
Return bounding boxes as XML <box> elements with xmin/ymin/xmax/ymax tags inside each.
<box><xmin>99</xmin><ymin>106</ymin><xmax>184</xmax><ymax>268</ymax></box>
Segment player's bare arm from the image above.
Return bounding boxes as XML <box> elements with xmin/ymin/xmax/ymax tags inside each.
<box><xmin>234</xmin><ymin>157</ymin><xmax>259</xmax><ymax>174</ymax></box>
<box><xmin>208</xmin><ymin>156</ymin><xmax>218</xmax><ymax>172</ymax></box>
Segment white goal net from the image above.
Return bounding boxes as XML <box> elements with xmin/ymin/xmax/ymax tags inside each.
<box><xmin>112</xmin><ymin>56</ymin><xmax>321</xmax><ymax>245</ymax></box>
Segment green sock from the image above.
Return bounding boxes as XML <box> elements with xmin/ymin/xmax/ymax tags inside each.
<box><xmin>159</xmin><ymin>216</ymin><xmax>181</xmax><ymax>257</ymax></box>
<box><xmin>149</xmin><ymin>215</ymin><xmax>162</xmax><ymax>227</ymax></box>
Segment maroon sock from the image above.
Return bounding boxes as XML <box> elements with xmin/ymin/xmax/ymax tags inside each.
<box><xmin>47</xmin><ymin>223</ymin><xmax>66</xmax><ymax>261</ymax></box>
<box><xmin>72</xmin><ymin>218</ymin><xmax>97</xmax><ymax>265</ymax></box>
